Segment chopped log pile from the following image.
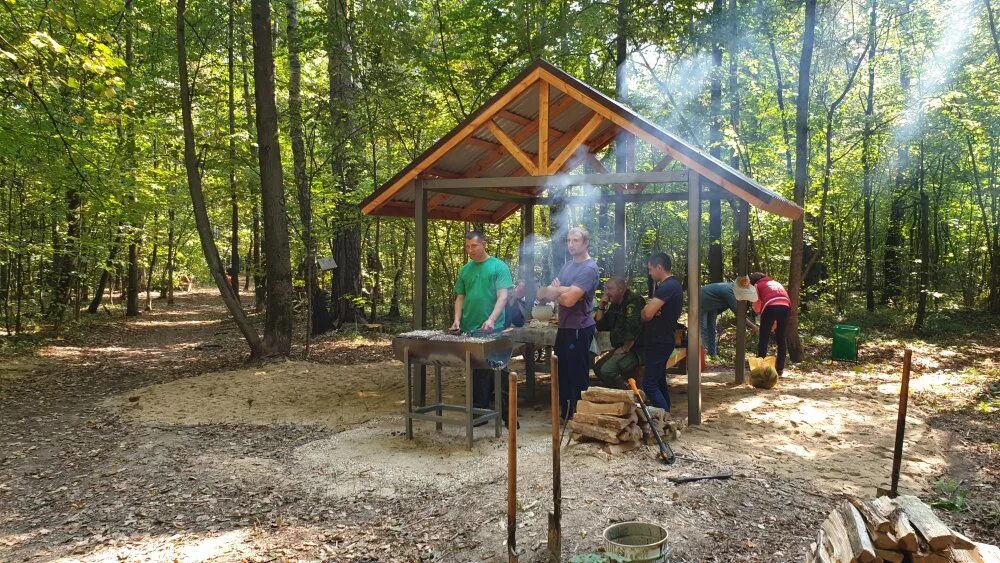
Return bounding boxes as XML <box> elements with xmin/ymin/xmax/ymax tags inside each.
<box><xmin>568</xmin><ymin>387</ymin><xmax>682</xmax><ymax>454</ymax></box>
<box><xmin>806</xmin><ymin>496</ymin><xmax>1000</xmax><ymax>563</ymax></box>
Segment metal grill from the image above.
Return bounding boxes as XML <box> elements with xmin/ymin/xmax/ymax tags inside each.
<box><xmin>393</xmin><ymin>330</ymin><xmax>512</xmax><ymax>449</ymax></box>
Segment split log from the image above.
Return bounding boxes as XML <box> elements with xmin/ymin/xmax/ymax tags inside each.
<box><xmin>848</xmin><ymin>496</ymin><xmax>892</xmax><ymax>533</ymax></box>
<box><xmin>889</xmin><ymin>507</ymin><xmax>918</xmax><ymax>552</ymax></box>
<box><xmin>601</xmin><ymin>441</ymin><xmax>641</xmax><ymax>454</ymax></box>
<box><xmin>952</xmin><ymin>531</ymin><xmax>978</xmax><ymax>551</ymax></box>
<box><xmin>636</xmin><ymin>405</ymin><xmax>667</xmax><ymax>422</ymax></box>
<box><xmin>572</xmin><ymin>412</ymin><xmax>637</xmax><ymax>431</ymax></box>
<box><xmin>894</xmin><ymin>495</ymin><xmax>955</xmax><ymax>552</ymax></box>
<box><xmin>976</xmin><ymin>542</ymin><xmax>1000</xmax><ymax>563</ymax></box>
<box><xmin>949</xmin><ymin>548</ymin><xmax>984</xmax><ymax>563</ymax></box>
<box><xmin>813</xmin><ymin>529</ymin><xmax>832</xmax><ymax>563</ymax></box>
<box><xmin>837</xmin><ymin>502</ymin><xmax>877</xmax><ymax>563</ymax></box>
<box><xmin>570</xmin><ymin>432</ymin><xmax>599</xmax><ymax>444</ymax></box>
<box><xmin>568</xmin><ymin>421</ymin><xmax>621</xmax><ymax>444</ymax></box>
<box><xmin>911</xmin><ymin>552</ymin><xmax>951</xmax><ymax>563</ymax></box>
<box><xmin>820</xmin><ymin>506</ymin><xmax>856</xmax><ymax>563</ymax></box>
<box><xmin>871</xmin><ymin>530</ymin><xmax>900</xmax><ymax>550</ymax></box>
<box><xmin>617</xmin><ymin>425</ymin><xmax>643</xmax><ymax>443</ymax></box>
<box><xmin>576</xmin><ymin>399</ymin><xmax>634</xmax><ymax>417</ymax></box>
<box><xmin>875</xmin><ymin>548</ymin><xmax>904</xmax><ymax>563</ymax></box>
<box><xmin>580</xmin><ymin>387</ymin><xmax>635</xmax><ymax>404</ymax></box>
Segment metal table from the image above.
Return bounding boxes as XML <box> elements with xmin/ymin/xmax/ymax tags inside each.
<box><xmin>393</xmin><ymin>331</ymin><xmax>513</xmax><ymax>449</ymax></box>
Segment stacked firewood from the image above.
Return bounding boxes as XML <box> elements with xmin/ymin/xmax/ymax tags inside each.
<box><xmin>569</xmin><ymin>387</ymin><xmax>681</xmax><ymax>454</ymax></box>
<box><xmin>636</xmin><ymin>404</ymin><xmax>684</xmax><ymax>444</ymax></box>
<box><xmin>806</xmin><ymin>496</ymin><xmax>1000</xmax><ymax>563</ymax></box>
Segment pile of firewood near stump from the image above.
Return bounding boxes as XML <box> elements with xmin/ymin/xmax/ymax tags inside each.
<box><xmin>568</xmin><ymin>387</ymin><xmax>683</xmax><ymax>454</ymax></box>
<box><xmin>807</xmin><ymin>495</ymin><xmax>1000</xmax><ymax>562</ymax></box>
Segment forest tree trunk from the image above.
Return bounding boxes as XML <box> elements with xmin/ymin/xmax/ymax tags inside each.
<box><xmin>228</xmin><ymin>0</ymin><xmax>240</xmax><ymax>302</ymax></box>
<box><xmin>786</xmin><ymin>0</ymin><xmax>817</xmax><ymax>363</ymax></box>
<box><xmin>251</xmin><ymin>0</ymin><xmax>294</xmax><ymax>356</ymax></box>
<box><xmin>862</xmin><ymin>0</ymin><xmax>878</xmax><ymax>312</ymax></box>
<box><xmin>708</xmin><ymin>0</ymin><xmax>724</xmax><ymax>283</ymax></box>
<box><xmin>327</xmin><ymin>0</ymin><xmax>364</xmax><ymax>327</ymax></box>
<box><xmin>176</xmin><ymin>0</ymin><xmax>262</xmax><ymax>356</ymax></box>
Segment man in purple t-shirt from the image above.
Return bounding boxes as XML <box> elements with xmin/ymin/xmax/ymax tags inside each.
<box><xmin>536</xmin><ymin>226</ymin><xmax>599</xmax><ymax>419</ymax></box>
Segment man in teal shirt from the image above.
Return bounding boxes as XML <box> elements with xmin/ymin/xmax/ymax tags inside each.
<box><xmin>450</xmin><ymin>231</ymin><xmax>513</xmax><ymax>419</ymax></box>
<box><xmin>700</xmin><ymin>281</ymin><xmax>758</xmax><ymax>357</ymax></box>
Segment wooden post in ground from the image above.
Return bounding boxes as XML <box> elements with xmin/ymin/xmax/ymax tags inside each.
<box><xmin>414</xmin><ymin>181</ymin><xmax>427</xmax><ymax>405</ymax></box>
<box><xmin>521</xmin><ymin>205</ymin><xmax>536</xmax><ymax>400</ymax></box>
<box><xmin>889</xmin><ymin>349</ymin><xmax>912</xmax><ymax>497</ymax></box>
<box><xmin>507</xmin><ymin>372</ymin><xmax>518</xmax><ymax>563</ymax></box>
<box><xmin>613</xmin><ymin>188</ymin><xmax>626</xmax><ymax>276</ymax></box>
<box><xmin>687</xmin><ymin>171</ymin><xmax>702</xmax><ymax>426</ymax></box>
<box><xmin>735</xmin><ymin>200</ymin><xmax>749</xmax><ymax>384</ymax></box>
<box><xmin>547</xmin><ymin>353</ymin><xmax>561</xmax><ymax>560</ymax></box>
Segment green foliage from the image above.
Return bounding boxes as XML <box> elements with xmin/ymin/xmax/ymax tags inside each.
<box><xmin>931</xmin><ymin>478</ymin><xmax>970</xmax><ymax>513</ymax></box>
<box><xmin>1</xmin><ymin>0</ymin><xmax>999</xmax><ymax>339</ymax></box>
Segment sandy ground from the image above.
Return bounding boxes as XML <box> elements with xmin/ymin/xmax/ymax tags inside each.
<box><xmin>105</xmin><ymin>356</ymin><xmax>950</xmax><ymax>499</ymax></box>
<box><xmin>1</xmin><ymin>290</ymin><xmax>996</xmax><ymax>562</ymax></box>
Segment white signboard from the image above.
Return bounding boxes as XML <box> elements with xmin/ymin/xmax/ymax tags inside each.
<box><xmin>317</xmin><ymin>257</ymin><xmax>338</xmax><ymax>271</ymax></box>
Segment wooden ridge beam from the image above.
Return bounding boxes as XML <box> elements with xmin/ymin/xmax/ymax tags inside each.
<box><xmin>487</xmin><ymin>120</ymin><xmax>539</xmax><ymax>176</ymax></box>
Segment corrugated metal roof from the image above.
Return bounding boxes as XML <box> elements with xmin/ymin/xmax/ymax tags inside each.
<box><xmin>361</xmin><ymin>60</ymin><xmax>803</xmax><ymax>223</ymax></box>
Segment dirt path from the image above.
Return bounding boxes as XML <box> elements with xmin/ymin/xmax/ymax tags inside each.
<box><xmin>0</xmin><ymin>291</ymin><xmax>996</xmax><ymax>562</ymax></box>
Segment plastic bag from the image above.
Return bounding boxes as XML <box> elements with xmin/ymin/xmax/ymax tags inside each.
<box><xmin>733</xmin><ymin>276</ymin><xmax>758</xmax><ymax>302</ymax></box>
<box><xmin>747</xmin><ymin>356</ymin><xmax>779</xmax><ymax>389</ymax></box>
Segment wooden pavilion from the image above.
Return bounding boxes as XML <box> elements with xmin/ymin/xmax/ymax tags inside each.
<box><xmin>361</xmin><ymin>59</ymin><xmax>802</xmax><ymax>425</ymax></box>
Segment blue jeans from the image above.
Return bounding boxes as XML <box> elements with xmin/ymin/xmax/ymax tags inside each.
<box><xmin>700</xmin><ymin>308</ymin><xmax>721</xmax><ymax>356</ymax></box>
<box><xmin>643</xmin><ymin>342</ymin><xmax>674</xmax><ymax>411</ymax></box>
<box><xmin>554</xmin><ymin>326</ymin><xmax>595</xmax><ymax>419</ymax></box>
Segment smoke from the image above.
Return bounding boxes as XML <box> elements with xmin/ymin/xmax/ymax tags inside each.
<box><xmin>628</xmin><ymin>44</ymin><xmax>715</xmax><ymax>144</ymax></box>
<box><xmin>894</xmin><ymin>0</ymin><xmax>978</xmax><ymax>143</ymax></box>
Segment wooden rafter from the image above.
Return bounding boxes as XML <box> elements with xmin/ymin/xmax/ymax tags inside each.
<box><xmin>464</xmin><ymin>91</ymin><xmax>577</xmax><ymax>178</ymax></box>
<box><xmin>586</xmin><ymin>152</ymin><xmax>609</xmax><ymax>173</ymax></box>
<box><xmin>380</xmin><ymin>202</ymin><xmax>494</xmax><ymax>222</ymax></box>
<box><xmin>539</xmin><ymin>81</ymin><xmax>549</xmax><ymax>173</ymax></box>
<box><xmin>465</xmin><ymin>135</ymin><xmax>502</xmax><ymax>151</ymax></box>
<box><xmin>498</xmin><ymin>109</ymin><xmax>531</xmax><ymax>126</ymax></box>
<box><xmin>419</xmin><ymin>167</ymin><xmax>463</xmax><ymax>179</ymax></box>
<box><xmin>538</xmin><ymin>67</ymin><xmax>778</xmax><ymax>213</ymax></box>
<box><xmin>426</xmin><ymin>192</ymin><xmax>451</xmax><ymax>212</ymax></box>
<box><xmin>361</xmin><ymin>67</ymin><xmax>541</xmax><ymax>214</ymax></box>
<box><xmin>486</xmin><ymin>120</ymin><xmax>539</xmax><ymax>176</ymax></box>
<box><xmin>651</xmin><ymin>154</ymin><xmax>674</xmax><ymax>172</ymax></box>
<box><xmin>460</xmin><ymin>198</ymin><xmax>491</xmax><ymax>219</ymax></box>
<box><xmin>548</xmin><ymin>113</ymin><xmax>604</xmax><ymax>173</ymax></box>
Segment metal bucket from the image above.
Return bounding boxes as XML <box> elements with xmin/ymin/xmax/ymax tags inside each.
<box><xmin>602</xmin><ymin>521</ymin><xmax>669</xmax><ymax>563</ymax></box>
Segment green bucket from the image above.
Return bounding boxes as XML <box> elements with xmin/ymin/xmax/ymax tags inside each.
<box><xmin>832</xmin><ymin>324</ymin><xmax>860</xmax><ymax>362</ymax></box>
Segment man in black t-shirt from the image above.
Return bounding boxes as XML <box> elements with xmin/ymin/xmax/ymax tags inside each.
<box><xmin>640</xmin><ymin>253</ymin><xmax>683</xmax><ymax>410</ymax></box>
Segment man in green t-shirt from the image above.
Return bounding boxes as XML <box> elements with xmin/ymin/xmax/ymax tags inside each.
<box><xmin>450</xmin><ymin>231</ymin><xmax>513</xmax><ymax>420</ymax></box>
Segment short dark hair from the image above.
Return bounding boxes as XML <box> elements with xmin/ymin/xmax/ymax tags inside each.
<box><xmin>465</xmin><ymin>230</ymin><xmax>486</xmax><ymax>243</ymax></box>
<box><xmin>605</xmin><ymin>276</ymin><xmax>627</xmax><ymax>288</ymax></box>
<box><xmin>749</xmin><ymin>272</ymin><xmax>765</xmax><ymax>285</ymax></box>
<box><xmin>647</xmin><ymin>252</ymin><xmax>671</xmax><ymax>271</ymax></box>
